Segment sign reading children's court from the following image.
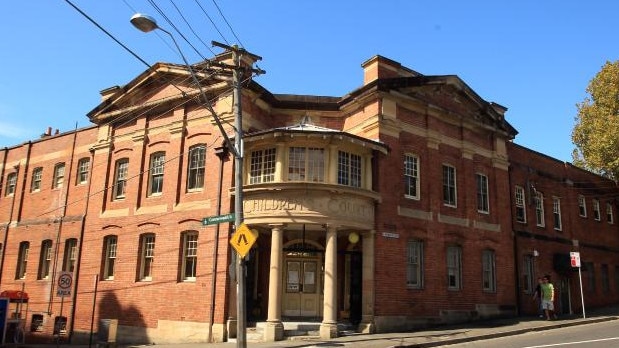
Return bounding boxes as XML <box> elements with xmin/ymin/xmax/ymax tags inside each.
<box><xmin>229</xmin><ymin>223</ymin><xmax>258</xmax><ymax>258</ymax></box>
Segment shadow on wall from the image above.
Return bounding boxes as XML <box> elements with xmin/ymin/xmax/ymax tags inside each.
<box><xmin>96</xmin><ymin>291</ymin><xmax>148</xmax><ymax>345</ymax></box>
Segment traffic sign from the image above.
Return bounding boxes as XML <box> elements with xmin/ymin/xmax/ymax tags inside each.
<box><xmin>570</xmin><ymin>251</ymin><xmax>581</xmax><ymax>268</ymax></box>
<box><xmin>57</xmin><ymin>272</ymin><xmax>73</xmax><ymax>297</ymax></box>
<box><xmin>202</xmin><ymin>213</ymin><xmax>235</xmax><ymax>225</ymax></box>
<box><xmin>229</xmin><ymin>223</ymin><xmax>258</xmax><ymax>258</ymax></box>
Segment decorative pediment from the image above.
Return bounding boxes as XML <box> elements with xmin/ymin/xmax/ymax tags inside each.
<box><xmin>87</xmin><ymin>62</ymin><xmax>230</xmax><ymax>125</ymax></box>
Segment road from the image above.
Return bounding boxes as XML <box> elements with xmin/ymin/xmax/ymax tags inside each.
<box><xmin>445</xmin><ymin>320</ymin><xmax>619</xmax><ymax>348</ymax></box>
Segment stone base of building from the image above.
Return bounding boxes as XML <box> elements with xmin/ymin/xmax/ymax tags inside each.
<box><xmin>263</xmin><ymin>321</ymin><xmax>284</xmax><ymax>341</ymax></box>
<box><xmin>357</xmin><ymin>316</ymin><xmax>375</xmax><ymax>334</ymax></box>
<box><xmin>226</xmin><ymin>319</ymin><xmax>237</xmax><ymax>339</ymax></box>
<box><xmin>373</xmin><ymin>305</ymin><xmax>517</xmax><ymax>333</ymax></box>
<box><xmin>319</xmin><ymin>322</ymin><xmax>338</xmax><ymax>339</ymax></box>
<box><xmin>72</xmin><ymin>320</ymin><xmax>225</xmax><ymax>345</ymax></box>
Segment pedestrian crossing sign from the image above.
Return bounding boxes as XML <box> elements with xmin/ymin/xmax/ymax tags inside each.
<box><xmin>230</xmin><ymin>223</ymin><xmax>258</xmax><ymax>258</ymax></box>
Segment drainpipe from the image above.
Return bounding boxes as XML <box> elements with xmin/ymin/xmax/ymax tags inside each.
<box><xmin>209</xmin><ymin>146</ymin><xmax>229</xmax><ymax>342</ymax></box>
<box><xmin>48</xmin><ymin>128</ymin><xmax>78</xmax><ymax>314</ymax></box>
<box><xmin>68</xmin><ymin>147</ymin><xmax>95</xmax><ymax>343</ymax></box>
<box><xmin>508</xmin><ymin>164</ymin><xmax>521</xmax><ymax>316</ymax></box>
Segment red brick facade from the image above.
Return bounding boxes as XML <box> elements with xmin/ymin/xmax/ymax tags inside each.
<box><xmin>0</xmin><ymin>55</ymin><xmax>617</xmax><ymax>344</ymax></box>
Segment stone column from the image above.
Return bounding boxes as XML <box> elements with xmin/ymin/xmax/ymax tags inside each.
<box><xmin>358</xmin><ymin>230</ymin><xmax>376</xmax><ymax>333</ymax></box>
<box><xmin>264</xmin><ymin>225</ymin><xmax>284</xmax><ymax>341</ymax></box>
<box><xmin>320</xmin><ymin>225</ymin><xmax>338</xmax><ymax>339</ymax></box>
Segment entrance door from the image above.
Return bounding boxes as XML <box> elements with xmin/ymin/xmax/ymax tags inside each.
<box><xmin>283</xmin><ymin>258</ymin><xmax>321</xmax><ymax>317</ymax></box>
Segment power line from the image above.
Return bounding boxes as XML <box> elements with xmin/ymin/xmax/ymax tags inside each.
<box><xmin>146</xmin><ymin>0</ymin><xmax>209</xmax><ymax>60</ymax></box>
<box><xmin>211</xmin><ymin>0</ymin><xmax>244</xmax><ymax>47</ymax></box>
<box><xmin>62</xmin><ymin>0</ymin><xmax>151</xmax><ymax>69</ymax></box>
<box><xmin>193</xmin><ymin>0</ymin><xmax>230</xmax><ymax>45</ymax></box>
<box><xmin>169</xmin><ymin>0</ymin><xmax>218</xmax><ymax>56</ymax></box>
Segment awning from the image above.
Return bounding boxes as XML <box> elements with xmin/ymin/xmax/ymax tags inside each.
<box><xmin>0</xmin><ymin>290</ymin><xmax>29</xmax><ymax>302</ymax></box>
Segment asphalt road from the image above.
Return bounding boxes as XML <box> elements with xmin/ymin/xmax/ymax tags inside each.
<box><xmin>446</xmin><ymin>320</ymin><xmax>619</xmax><ymax>348</ymax></box>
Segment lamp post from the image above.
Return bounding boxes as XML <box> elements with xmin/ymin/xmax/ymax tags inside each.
<box><xmin>131</xmin><ymin>13</ymin><xmax>262</xmax><ymax>348</ymax></box>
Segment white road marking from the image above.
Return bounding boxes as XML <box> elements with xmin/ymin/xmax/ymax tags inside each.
<box><xmin>522</xmin><ymin>336</ymin><xmax>619</xmax><ymax>348</ymax></box>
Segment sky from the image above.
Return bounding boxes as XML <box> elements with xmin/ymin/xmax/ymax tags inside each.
<box><xmin>1</xmin><ymin>1</ymin><xmax>618</xmax><ymax>163</ymax></box>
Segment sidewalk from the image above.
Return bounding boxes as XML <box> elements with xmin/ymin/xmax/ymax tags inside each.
<box><xmin>20</xmin><ymin>306</ymin><xmax>619</xmax><ymax>348</ymax></box>
<box><xmin>204</xmin><ymin>306</ymin><xmax>619</xmax><ymax>348</ymax></box>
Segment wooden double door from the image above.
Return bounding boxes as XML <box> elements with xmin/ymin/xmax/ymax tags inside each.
<box><xmin>282</xmin><ymin>256</ymin><xmax>322</xmax><ymax>318</ymax></box>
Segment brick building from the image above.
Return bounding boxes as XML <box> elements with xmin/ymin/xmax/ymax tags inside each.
<box><xmin>0</xmin><ymin>54</ymin><xmax>617</xmax><ymax>344</ymax></box>
<box><xmin>508</xmin><ymin>143</ymin><xmax>619</xmax><ymax>316</ymax></box>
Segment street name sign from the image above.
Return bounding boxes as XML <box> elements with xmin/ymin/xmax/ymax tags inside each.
<box><xmin>202</xmin><ymin>213</ymin><xmax>235</xmax><ymax>226</ymax></box>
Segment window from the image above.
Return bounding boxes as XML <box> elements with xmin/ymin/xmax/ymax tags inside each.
<box><xmin>102</xmin><ymin>235</ymin><xmax>117</xmax><ymax>280</ymax></box>
<box><xmin>607</xmin><ymin>203</ymin><xmax>614</xmax><ymax>224</ymax></box>
<box><xmin>31</xmin><ymin>167</ymin><xmax>43</xmax><ymax>192</ymax></box>
<box><xmin>404</xmin><ymin>154</ymin><xmax>419</xmax><ymax>199</ymax></box>
<box><xmin>476</xmin><ymin>173</ymin><xmax>489</xmax><ymax>213</ymax></box>
<box><xmin>442</xmin><ymin>165</ymin><xmax>457</xmax><ymax>206</ymax></box>
<box><xmin>76</xmin><ymin>158</ymin><xmax>90</xmax><ymax>185</ymax></box>
<box><xmin>522</xmin><ymin>254</ymin><xmax>534</xmax><ymax>293</ymax></box>
<box><xmin>535</xmin><ymin>192</ymin><xmax>545</xmax><ymax>227</ymax></box>
<box><xmin>515</xmin><ymin>186</ymin><xmax>526</xmax><ymax>223</ymax></box>
<box><xmin>578</xmin><ymin>195</ymin><xmax>587</xmax><ymax>217</ymax></box>
<box><xmin>53</xmin><ymin>163</ymin><xmax>65</xmax><ymax>189</ymax></box>
<box><xmin>593</xmin><ymin>199</ymin><xmax>601</xmax><ymax>221</ymax></box>
<box><xmin>288</xmin><ymin>147</ymin><xmax>325</xmax><ymax>182</ymax></box>
<box><xmin>249</xmin><ymin>148</ymin><xmax>276</xmax><ymax>184</ymax></box>
<box><xmin>601</xmin><ymin>264</ymin><xmax>609</xmax><ymax>293</ymax></box>
<box><xmin>337</xmin><ymin>151</ymin><xmax>362</xmax><ymax>188</ymax></box>
<box><xmin>16</xmin><ymin>242</ymin><xmax>29</xmax><ymax>279</ymax></box>
<box><xmin>148</xmin><ymin>152</ymin><xmax>165</xmax><ymax>196</ymax></box>
<box><xmin>62</xmin><ymin>239</ymin><xmax>77</xmax><ymax>272</ymax></box>
<box><xmin>181</xmin><ymin>232</ymin><xmax>198</xmax><ymax>281</ymax></box>
<box><xmin>584</xmin><ymin>262</ymin><xmax>595</xmax><ymax>293</ymax></box>
<box><xmin>482</xmin><ymin>249</ymin><xmax>496</xmax><ymax>292</ymax></box>
<box><xmin>139</xmin><ymin>234</ymin><xmax>155</xmax><ymax>281</ymax></box>
<box><xmin>553</xmin><ymin>197</ymin><xmax>562</xmax><ymax>230</ymax></box>
<box><xmin>406</xmin><ymin>240</ymin><xmax>423</xmax><ymax>288</ymax></box>
<box><xmin>5</xmin><ymin>172</ymin><xmax>17</xmax><ymax>196</ymax></box>
<box><xmin>38</xmin><ymin>240</ymin><xmax>53</xmax><ymax>280</ymax></box>
<box><xmin>187</xmin><ymin>145</ymin><xmax>205</xmax><ymax>190</ymax></box>
<box><xmin>446</xmin><ymin>246</ymin><xmax>462</xmax><ymax>290</ymax></box>
<box><xmin>113</xmin><ymin>159</ymin><xmax>129</xmax><ymax>200</ymax></box>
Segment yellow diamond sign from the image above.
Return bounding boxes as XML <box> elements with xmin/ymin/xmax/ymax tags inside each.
<box><xmin>230</xmin><ymin>223</ymin><xmax>258</xmax><ymax>258</ymax></box>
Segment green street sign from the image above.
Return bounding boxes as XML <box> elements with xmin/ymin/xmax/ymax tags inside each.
<box><xmin>202</xmin><ymin>213</ymin><xmax>235</xmax><ymax>225</ymax></box>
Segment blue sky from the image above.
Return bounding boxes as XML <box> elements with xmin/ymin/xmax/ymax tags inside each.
<box><xmin>1</xmin><ymin>1</ymin><xmax>618</xmax><ymax>163</ymax></box>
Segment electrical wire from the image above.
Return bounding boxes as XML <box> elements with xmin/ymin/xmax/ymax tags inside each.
<box><xmin>169</xmin><ymin>0</ymin><xmax>217</xmax><ymax>56</ymax></box>
<box><xmin>210</xmin><ymin>0</ymin><xmax>244</xmax><ymax>47</ymax></box>
<box><xmin>192</xmin><ymin>0</ymin><xmax>230</xmax><ymax>45</ymax></box>
<box><xmin>146</xmin><ymin>0</ymin><xmax>209</xmax><ymax>60</ymax></box>
<box><xmin>63</xmin><ymin>0</ymin><xmax>150</xmax><ymax>69</ymax></box>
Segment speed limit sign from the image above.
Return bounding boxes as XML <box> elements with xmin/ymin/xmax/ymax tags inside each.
<box><xmin>57</xmin><ymin>272</ymin><xmax>73</xmax><ymax>297</ymax></box>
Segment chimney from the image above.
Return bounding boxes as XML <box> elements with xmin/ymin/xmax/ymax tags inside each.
<box><xmin>361</xmin><ymin>55</ymin><xmax>421</xmax><ymax>85</ymax></box>
<box><xmin>41</xmin><ymin>127</ymin><xmax>52</xmax><ymax>138</ymax></box>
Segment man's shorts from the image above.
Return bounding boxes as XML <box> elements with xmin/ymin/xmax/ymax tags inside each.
<box><xmin>541</xmin><ymin>299</ymin><xmax>554</xmax><ymax>311</ymax></box>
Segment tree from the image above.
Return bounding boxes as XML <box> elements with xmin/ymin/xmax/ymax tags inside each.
<box><xmin>572</xmin><ymin>61</ymin><xmax>619</xmax><ymax>181</ymax></box>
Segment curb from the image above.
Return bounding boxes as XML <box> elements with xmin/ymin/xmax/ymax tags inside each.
<box><xmin>393</xmin><ymin>316</ymin><xmax>619</xmax><ymax>348</ymax></box>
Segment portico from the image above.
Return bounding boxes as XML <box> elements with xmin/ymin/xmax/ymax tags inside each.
<box><xmin>239</xmin><ymin>122</ymin><xmax>386</xmax><ymax>341</ymax></box>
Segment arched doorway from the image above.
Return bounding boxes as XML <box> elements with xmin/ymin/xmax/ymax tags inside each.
<box><xmin>282</xmin><ymin>240</ymin><xmax>324</xmax><ymax>319</ymax></box>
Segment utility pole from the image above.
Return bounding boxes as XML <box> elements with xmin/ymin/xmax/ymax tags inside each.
<box><xmin>212</xmin><ymin>41</ymin><xmax>263</xmax><ymax>348</ymax></box>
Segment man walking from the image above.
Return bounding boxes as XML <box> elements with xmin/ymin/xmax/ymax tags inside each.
<box><xmin>540</xmin><ymin>275</ymin><xmax>556</xmax><ymax>320</ymax></box>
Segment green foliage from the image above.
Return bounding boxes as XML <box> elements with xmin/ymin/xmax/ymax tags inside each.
<box><xmin>572</xmin><ymin>61</ymin><xmax>619</xmax><ymax>181</ymax></box>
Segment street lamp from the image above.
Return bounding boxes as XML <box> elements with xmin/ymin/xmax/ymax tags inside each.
<box><xmin>130</xmin><ymin>13</ymin><xmax>251</xmax><ymax>348</ymax></box>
